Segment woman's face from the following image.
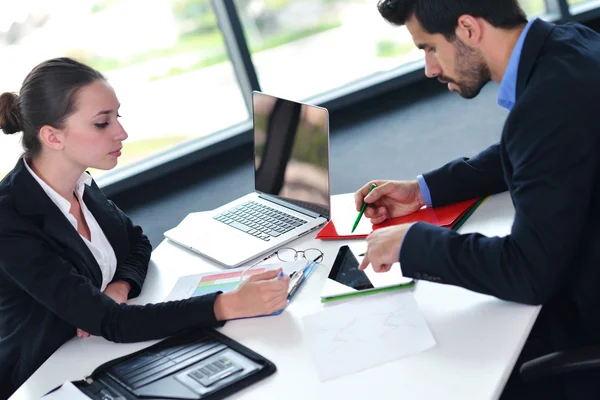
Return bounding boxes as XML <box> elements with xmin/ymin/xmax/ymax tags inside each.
<box><xmin>60</xmin><ymin>80</ymin><xmax>128</xmax><ymax>171</ymax></box>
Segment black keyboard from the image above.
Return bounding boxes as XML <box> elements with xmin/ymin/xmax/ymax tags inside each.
<box><xmin>213</xmin><ymin>201</ymin><xmax>307</xmax><ymax>241</ymax></box>
<box><xmin>108</xmin><ymin>337</ymin><xmax>227</xmax><ymax>390</ymax></box>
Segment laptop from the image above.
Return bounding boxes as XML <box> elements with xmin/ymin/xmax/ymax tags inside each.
<box><xmin>164</xmin><ymin>91</ymin><xmax>331</xmax><ymax>268</ymax></box>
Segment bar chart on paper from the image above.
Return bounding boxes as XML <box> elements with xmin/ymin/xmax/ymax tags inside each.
<box><xmin>191</xmin><ymin>268</ymin><xmax>268</xmax><ymax>297</ymax></box>
<box><xmin>165</xmin><ymin>260</ymin><xmax>306</xmax><ymax>302</ymax></box>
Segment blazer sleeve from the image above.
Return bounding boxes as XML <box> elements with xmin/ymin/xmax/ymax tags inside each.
<box><xmin>422</xmin><ymin>143</ymin><xmax>508</xmax><ymax>206</ymax></box>
<box><xmin>0</xmin><ymin>211</ymin><xmax>224</xmax><ymax>343</ymax></box>
<box><xmin>399</xmin><ymin>92</ymin><xmax>596</xmax><ymax>305</ymax></box>
<box><xmin>107</xmin><ymin>200</ymin><xmax>151</xmax><ymax>298</ymax></box>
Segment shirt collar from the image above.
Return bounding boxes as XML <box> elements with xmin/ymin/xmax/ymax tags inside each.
<box><xmin>497</xmin><ymin>18</ymin><xmax>536</xmax><ymax>111</ymax></box>
<box><xmin>24</xmin><ymin>159</ymin><xmax>92</xmax><ymax>215</ymax></box>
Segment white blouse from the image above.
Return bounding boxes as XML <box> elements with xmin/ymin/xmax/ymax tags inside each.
<box><xmin>24</xmin><ymin>161</ymin><xmax>117</xmax><ymax>291</ymax></box>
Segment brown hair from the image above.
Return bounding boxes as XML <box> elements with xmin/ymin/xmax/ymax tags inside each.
<box><xmin>0</xmin><ymin>57</ymin><xmax>105</xmax><ymax>160</ymax></box>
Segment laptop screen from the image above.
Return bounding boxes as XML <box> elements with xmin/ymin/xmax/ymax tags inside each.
<box><xmin>253</xmin><ymin>92</ymin><xmax>330</xmax><ymax>219</ymax></box>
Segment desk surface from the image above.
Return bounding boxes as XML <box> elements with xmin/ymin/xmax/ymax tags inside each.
<box><xmin>11</xmin><ymin>192</ymin><xmax>540</xmax><ymax>400</ymax></box>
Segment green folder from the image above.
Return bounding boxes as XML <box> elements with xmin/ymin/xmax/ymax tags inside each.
<box><xmin>451</xmin><ymin>196</ymin><xmax>488</xmax><ymax>231</ymax></box>
<box><xmin>321</xmin><ymin>281</ymin><xmax>416</xmax><ymax>303</ymax></box>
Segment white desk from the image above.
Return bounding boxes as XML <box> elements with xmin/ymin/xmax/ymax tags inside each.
<box><xmin>11</xmin><ymin>192</ymin><xmax>540</xmax><ymax>400</ymax></box>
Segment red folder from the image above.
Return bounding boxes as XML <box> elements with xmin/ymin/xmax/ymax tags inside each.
<box><xmin>316</xmin><ymin>197</ymin><xmax>483</xmax><ymax>240</ymax></box>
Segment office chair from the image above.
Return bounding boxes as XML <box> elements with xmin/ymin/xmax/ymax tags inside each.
<box><xmin>520</xmin><ymin>345</ymin><xmax>600</xmax><ymax>381</ymax></box>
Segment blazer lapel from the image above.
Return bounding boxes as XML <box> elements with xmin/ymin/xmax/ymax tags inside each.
<box><xmin>82</xmin><ymin>181</ymin><xmax>128</xmax><ymax>264</ymax></box>
<box><xmin>516</xmin><ymin>19</ymin><xmax>554</xmax><ymax>100</ymax></box>
<box><xmin>12</xmin><ymin>159</ymin><xmax>103</xmax><ymax>287</ymax></box>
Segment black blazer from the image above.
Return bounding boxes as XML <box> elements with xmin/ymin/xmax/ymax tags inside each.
<box><xmin>400</xmin><ymin>20</ymin><xmax>600</xmax><ymax>397</ymax></box>
<box><xmin>0</xmin><ymin>159</ymin><xmax>222</xmax><ymax>398</ymax></box>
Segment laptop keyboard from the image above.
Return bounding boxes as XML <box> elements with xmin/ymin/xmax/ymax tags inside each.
<box><xmin>108</xmin><ymin>337</ymin><xmax>227</xmax><ymax>390</ymax></box>
<box><xmin>213</xmin><ymin>201</ymin><xmax>307</xmax><ymax>241</ymax></box>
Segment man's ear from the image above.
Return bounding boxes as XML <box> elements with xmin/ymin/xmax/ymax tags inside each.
<box><xmin>39</xmin><ymin>125</ymin><xmax>66</xmax><ymax>151</ymax></box>
<box><xmin>455</xmin><ymin>15</ymin><xmax>483</xmax><ymax>46</ymax></box>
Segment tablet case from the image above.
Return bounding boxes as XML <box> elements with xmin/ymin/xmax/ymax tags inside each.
<box><xmin>316</xmin><ymin>197</ymin><xmax>485</xmax><ymax>240</ymax></box>
<box><xmin>46</xmin><ymin>328</ymin><xmax>276</xmax><ymax>400</ymax></box>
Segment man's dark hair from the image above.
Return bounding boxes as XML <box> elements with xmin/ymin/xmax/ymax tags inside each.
<box><xmin>378</xmin><ymin>0</ymin><xmax>528</xmax><ymax>39</ymax></box>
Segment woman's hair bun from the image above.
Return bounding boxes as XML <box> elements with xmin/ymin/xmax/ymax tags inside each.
<box><xmin>0</xmin><ymin>92</ymin><xmax>23</xmax><ymax>134</ymax></box>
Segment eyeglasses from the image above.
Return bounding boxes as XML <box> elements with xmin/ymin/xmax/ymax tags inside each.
<box><xmin>273</xmin><ymin>247</ymin><xmax>324</xmax><ymax>263</ymax></box>
<box><xmin>241</xmin><ymin>247</ymin><xmax>324</xmax><ymax>279</ymax></box>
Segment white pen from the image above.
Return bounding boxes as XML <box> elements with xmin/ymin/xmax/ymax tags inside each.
<box><xmin>288</xmin><ymin>270</ymin><xmax>305</xmax><ymax>297</ymax></box>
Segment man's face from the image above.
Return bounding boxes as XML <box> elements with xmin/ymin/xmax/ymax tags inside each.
<box><xmin>405</xmin><ymin>14</ymin><xmax>491</xmax><ymax>99</ymax></box>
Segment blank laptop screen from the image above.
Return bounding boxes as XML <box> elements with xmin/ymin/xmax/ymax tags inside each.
<box><xmin>253</xmin><ymin>92</ymin><xmax>330</xmax><ymax>219</ymax></box>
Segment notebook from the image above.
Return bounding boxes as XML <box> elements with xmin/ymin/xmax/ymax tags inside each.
<box><xmin>164</xmin><ymin>91</ymin><xmax>331</xmax><ymax>268</ymax></box>
<box><xmin>316</xmin><ymin>196</ymin><xmax>485</xmax><ymax>240</ymax></box>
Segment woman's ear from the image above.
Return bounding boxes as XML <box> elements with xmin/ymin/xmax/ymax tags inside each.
<box><xmin>39</xmin><ymin>125</ymin><xmax>66</xmax><ymax>151</ymax></box>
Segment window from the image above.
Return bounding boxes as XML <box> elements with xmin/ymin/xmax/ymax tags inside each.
<box><xmin>0</xmin><ymin>0</ymin><xmax>247</xmax><ymax>179</ymax></box>
<box><xmin>520</xmin><ymin>0</ymin><xmax>549</xmax><ymax>16</ymax></box>
<box><xmin>235</xmin><ymin>0</ymin><xmax>552</xmax><ymax>103</ymax></box>
<box><xmin>568</xmin><ymin>0</ymin><xmax>595</xmax><ymax>4</ymax></box>
<box><xmin>235</xmin><ymin>0</ymin><xmax>421</xmax><ymax>102</ymax></box>
<box><xmin>568</xmin><ymin>0</ymin><xmax>600</xmax><ymax>14</ymax></box>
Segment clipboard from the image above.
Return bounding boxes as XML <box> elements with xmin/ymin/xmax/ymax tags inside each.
<box><xmin>164</xmin><ymin>260</ymin><xmax>315</xmax><ymax>317</ymax></box>
<box><xmin>316</xmin><ymin>197</ymin><xmax>486</xmax><ymax>240</ymax></box>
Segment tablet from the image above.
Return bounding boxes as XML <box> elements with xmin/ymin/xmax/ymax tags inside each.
<box><xmin>319</xmin><ymin>244</ymin><xmax>414</xmax><ymax>301</ymax></box>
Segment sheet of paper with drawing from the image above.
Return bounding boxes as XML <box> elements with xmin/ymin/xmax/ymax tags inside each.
<box><xmin>320</xmin><ymin>243</ymin><xmax>414</xmax><ymax>301</ymax></box>
<box><xmin>302</xmin><ymin>291</ymin><xmax>436</xmax><ymax>381</ymax></box>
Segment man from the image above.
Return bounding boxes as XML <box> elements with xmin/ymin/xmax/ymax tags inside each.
<box><xmin>355</xmin><ymin>0</ymin><xmax>600</xmax><ymax>398</ymax></box>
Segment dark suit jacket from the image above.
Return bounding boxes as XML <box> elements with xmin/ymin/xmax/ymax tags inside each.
<box><xmin>400</xmin><ymin>20</ymin><xmax>600</xmax><ymax>398</ymax></box>
<box><xmin>0</xmin><ymin>159</ymin><xmax>221</xmax><ymax>398</ymax></box>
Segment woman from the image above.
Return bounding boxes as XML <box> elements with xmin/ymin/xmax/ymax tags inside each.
<box><xmin>0</xmin><ymin>57</ymin><xmax>289</xmax><ymax>398</ymax></box>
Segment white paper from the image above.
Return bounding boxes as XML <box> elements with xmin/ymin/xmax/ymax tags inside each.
<box><xmin>302</xmin><ymin>291</ymin><xmax>436</xmax><ymax>381</ymax></box>
<box><xmin>329</xmin><ymin>194</ymin><xmax>374</xmax><ymax>235</ymax></box>
<box><xmin>164</xmin><ymin>274</ymin><xmax>204</xmax><ymax>301</ymax></box>
<box><xmin>333</xmin><ymin>212</ymin><xmax>373</xmax><ymax>235</ymax></box>
<box><xmin>41</xmin><ymin>381</ymin><xmax>91</xmax><ymax>399</ymax></box>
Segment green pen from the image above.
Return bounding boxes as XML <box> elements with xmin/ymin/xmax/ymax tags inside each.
<box><xmin>351</xmin><ymin>183</ymin><xmax>377</xmax><ymax>233</ymax></box>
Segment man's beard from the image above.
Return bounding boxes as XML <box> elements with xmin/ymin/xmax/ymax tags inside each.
<box><xmin>439</xmin><ymin>38</ymin><xmax>491</xmax><ymax>99</ymax></box>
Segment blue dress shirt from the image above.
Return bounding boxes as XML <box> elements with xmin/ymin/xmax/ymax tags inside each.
<box><xmin>497</xmin><ymin>18</ymin><xmax>536</xmax><ymax>111</ymax></box>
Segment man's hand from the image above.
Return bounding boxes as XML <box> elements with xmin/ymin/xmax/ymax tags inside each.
<box><xmin>359</xmin><ymin>224</ymin><xmax>414</xmax><ymax>272</ymax></box>
<box><xmin>354</xmin><ymin>180</ymin><xmax>424</xmax><ymax>225</ymax></box>
<box><xmin>77</xmin><ymin>280</ymin><xmax>131</xmax><ymax>338</ymax></box>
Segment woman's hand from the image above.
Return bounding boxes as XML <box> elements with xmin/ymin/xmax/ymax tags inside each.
<box><xmin>77</xmin><ymin>280</ymin><xmax>131</xmax><ymax>338</ymax></box>
<box><xmin>214</xmin><ymin>269</ymin><xmax>290</xmax><ymax>320</ymax></box>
